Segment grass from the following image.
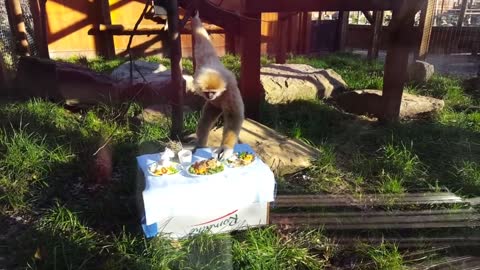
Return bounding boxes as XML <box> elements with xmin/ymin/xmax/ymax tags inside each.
<box><xmin>357</xmin><ymin>242</ymin><xmax>405</xmax><ymax>270</ymax></box>
<box><xmin>3</xmin><ymin>53</ymin><xmax>479</xmax><ymax>269</ymax></box>
<box><xmin>288</xmin><ymin>52</ymin><xmax>384</xmax><ymax>90</ymax></box>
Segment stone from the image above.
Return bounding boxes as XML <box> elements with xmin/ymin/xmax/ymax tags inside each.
<box><xmin>140</xmin><ymin>104</ymin><xmax>172</xmax><ymax>123</ymax></box>
<box><xmin>192</xmin><ymin>119</ymin><xmax>321</xmax><ymax>176</ymax></box>
<box><xmin>56</xmin><ymin>61</ymin><xmax>122</xmax><ymax>106</ymax></box>
<box><xmin>111</xmin><ymin>61</ymin><xmax>202</xmax><ymax>109</ymax></box>
<box><xmin>110</xmin><ymin>60</ymin><xmax>168</xmax><ymax>82</ymax></box>
<box><xmin>408</xmin><ymin>60</ymin><xmax>434</xmax><ymax>83</ymax></box>
<box><xmin>14</xmin><ymin>56</ymin><xmax>122</xmax><ymax>106</ymax></box>
<box><xmin>332</xmin><ymin>89</ymin><xmax>445</xmax><ymax>119</ymax></box>
<box><xmin>260</xmin><ymin>64</ymin><xmax>348</xmax><ymax>104</ymax></box>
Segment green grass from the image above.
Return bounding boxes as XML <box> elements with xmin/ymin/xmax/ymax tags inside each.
<box><xmin>233</xmin><ymin>227</ymin><xmax>327</xmax><ymax>270</ymax></box>
<box><xmin>2</xmin><ymin>99</ymin><xmax>327</xmax><ymax>269</ymax></box>
<box><xmin>357</xmin><ymin>242</ymin><xmax>405</xmax><ymax>270</ymax></box>
<box><xmin>3</xmin><ymin>53</ymin><xmax>480</xmax><ymax>269</ymax></box>
<box><xmin>264</xmin><ymin>53</ymin><xmax>480</xmax><ymax>198</ymax></box>
<box><xmin>288</xmin><ymin>52</ymin><xmax>384</xmax><ymax>90</ymax></box>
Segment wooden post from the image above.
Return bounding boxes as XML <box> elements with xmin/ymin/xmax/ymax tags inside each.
<box><xmin>240</xmin><ymin>13</ymin><xmax>262</xmax><ymax>120</ymax></box>
<box><xmin>225</xmin><ymin>31</ymin><xmax>235</xmax><ymax>54</ymax></box>
<box><xmin>416</xmin><ymin>0</ymin><xmax>435</xmax><ymax>60</ymax></box>
<box><xmin>299</xmin><ymin>12</ymin><xmax>312</xmax><ymax>54</ymax></box>
<box><xmin>7</xmin><ymin>0</ymin><xmax>30</xmax><ymax>56</ymax></box>
<box><xmin>335</xmin><ymin>11</ymin><xmax>349</xmax><ymax>52</ymax></box>
<box><xmin>39</xmin><ymin>0</ymin><xmax>49</xmax><ymax>58</ymax></box>
<box><xmin>381</xmin><ymin>1</ymin><xmax>416</xmax><ymax>122</ymax></box>
<box><xmin>167</xmin><ymin>0</ymin><xmax>184</xmax><ymax>138</ymax></box>
<box><xmin>275</xmin><ymin>13</ymin><xmax>288</xmax><ymax>64</ymax></box>
<box><xmin>98</xmin><ymin>0</ymin><xmax>115</xmax><ymax>59</ymax></box>
<box><xmin>458</xmin><ymin>0</ymin><xmax>469</xmax><ymax>28</ymax></box>
<box><xmin>0</xmin><ymin>55</ymin><xmax>5</xmax><ymax>90</ymax></box>
<box><xmin>362</xmin><ymin>11</ymin><xmax>375</xmax><ymax>25</ymax></box>
<box><xmin>29</xmin><ymin>0</ymin><xmax>48</xmax><ymax>58</ymax></box>
<box><xmin>368</xmin><ymin>11</ymin><xmax>383</xmax><ymax>60</ymax></box>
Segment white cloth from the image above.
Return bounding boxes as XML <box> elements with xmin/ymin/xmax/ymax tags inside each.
<box><xmin>137</xmin><ymin>144</ymin><xmax>276</xmax><ymax>225</ymax></box>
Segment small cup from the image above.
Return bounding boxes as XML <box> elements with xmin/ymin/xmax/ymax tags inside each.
<box><xmin>178</xmin><ymin>149</ymin><xmax>192</xmax><ymax>166</ymax></box>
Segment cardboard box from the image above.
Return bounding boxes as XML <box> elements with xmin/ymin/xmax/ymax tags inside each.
<box><xmin>142</xmin><ymin>202</ymin><xmax>269</xmax><ymax>239</ymax></box>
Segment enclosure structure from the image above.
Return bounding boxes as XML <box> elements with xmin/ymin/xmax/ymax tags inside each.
<box><xmin>191</xmin><ymin>0</ymin><xmax>428</xmax><ymax>121</ymax></box>
<box><xmin>1</xmin><ymin>0</ymin><xmax>444</xmax><ymax>123</ymax></box>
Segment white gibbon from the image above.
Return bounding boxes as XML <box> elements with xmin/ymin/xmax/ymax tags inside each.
<box><xmin>191</xmin><ymin>11</ymin><xmax>244</xmax><ymax>160</ymax></box>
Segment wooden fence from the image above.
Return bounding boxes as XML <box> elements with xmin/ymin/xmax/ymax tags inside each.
<box><xmin>310</xmin><ymin>23</ymin><xmax>480</xmax><ymax>55</ymax></box>
<box><xmin>44</xmin><ymin>0</ymin><xmax>312</xmax><ymax>58</ymax></box>
<box><xmin>7</xmin><ymin>0</ymin><xmax>479</xmax><ymax>61</ymax></box>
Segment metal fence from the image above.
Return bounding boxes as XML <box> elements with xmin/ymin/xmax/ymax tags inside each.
<box><xmin>0</xmin><ymin>0</ymin><xmax>40</xmax><ymax>88</ymax></box>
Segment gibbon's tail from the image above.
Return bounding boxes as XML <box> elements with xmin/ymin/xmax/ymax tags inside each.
<box><xmin>194</xmin><ymin>68</ymin><xmax>227</xmax><ymax>91</ymax></box>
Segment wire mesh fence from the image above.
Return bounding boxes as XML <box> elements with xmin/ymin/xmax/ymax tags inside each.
<box><xmin>21</xmin><ymin>0</ymin><xmax>39</xmax><ymax>56</ymax></box>
<box><xmin>0</xmin><ymin>0</ymin><xmax>17</xmax><ymax>82</ymax></box>
<box><xmin>0</xmin><ymin>0</ymin><xmax>41</xmax><ymax>88</ymax></box>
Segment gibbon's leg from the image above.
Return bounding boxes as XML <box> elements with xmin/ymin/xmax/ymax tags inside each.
<box><xmin>196</xmin><ymin>102</ymin><xmax>222</xmax><ymax>148</ymax></box>
<box><xmin>215</xmin><ymin>110</ymin><xmax>243</xmax><ymax>160</ymax></box>
<box><xmin>221</xmin><ymin>110</ymin><xmax>243</xmax><ymax>148</ymax></box>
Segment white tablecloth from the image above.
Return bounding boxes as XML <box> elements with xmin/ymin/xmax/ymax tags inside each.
<box><xmin>137</xmin><ymin>144</ymin><xmax>276</xmax><ymax>226</ymax></box>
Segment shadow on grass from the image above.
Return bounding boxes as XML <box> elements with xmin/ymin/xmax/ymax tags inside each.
<box><xmin>262</xmin><ymin>100</ymin><xmax>480</xmax><ymax>196</ymax></box>
<box><xmin>0</xmin><ymin>101</ymin><xmax>159</xmax><ymax>258</ymax></box>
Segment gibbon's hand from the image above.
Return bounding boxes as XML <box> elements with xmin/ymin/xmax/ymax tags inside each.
<box><xmin>214</xmin><ymin>147</ymin><xmax>234</xmax><ymax>161</ymax></box>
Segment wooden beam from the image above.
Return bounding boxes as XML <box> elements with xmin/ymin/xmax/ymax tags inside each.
<box><xmin>274</xmin><ymin>192</ymin><xmax>465</xmax><ymax>208</ymax></box>
<box><xmin>88</xmin><ymin>24</ymin><xmax>225</xmax><ymax>36</ymax></box>
<box><xmin>362</xmin><ymin>10</ymin><xmax>375</xmax><ymax>25</ymax></box>
<box><xmin>368</xmin><ymin>11</ymin><xmax>383</xmax><ymax>60</ymax></box>
<box><xmin>240</xmin><ymin>13</ymin><xmax>262</xmax><ymax>120</ymax></box>
<box><xmin>97</xmin><ymin>0</ymin><xmax>115</xmax><ymax>59</ymax></box>
<box><xmin>335</xmin><ymin>11</ymin><xmax>349</xmax><ymax>52</ymax></box>
<box><xmin>242</xmin><ymin>0</ymin><xmax>422</xmax><ymax>13</ymax></box>
<box><xmin>416</xmin><ymin>0</ymin><xmax>435</xmax><ymax>60</ymax></box>
<box><xmin>7</xmin><ymin>0</ymin><xmax>30</xmax><ymax>56</ymax></box>
<box><xmin>166</xmin><ymin>0</ymin><xmax>184</xmax><ymax>138</ymax></box>
<box><xmin>380</xmin><ymin>0</ymin><xmax>417</xmax><ymax>122</ymax></box>
<box><xmin>195</xmin><ymin>0</ymin><xmax>242</xmax><ymax>33</ymax></box>
<box><xmin>458</xmin><ymin>0</ymin><xmax>469</xmax><ymax>28</ymax></box>
<box><xmin>271</xmin><ymin>209</ymin><xmax>480</xmax><ymax>230</ymax></box>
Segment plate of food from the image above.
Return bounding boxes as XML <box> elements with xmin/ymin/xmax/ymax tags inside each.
<box><xmin>148</xmin><ymin>161</ymin><xmax>181</xmax><ymax>177</ymax></box>
<box><xmin>224</xmin><ymin>151</ymin><xmax>256</xmax><ymax>168</ymax></box>
<box><xmin>187</xmin><ymin>158</ymin><xmax>225</xmax><ymax>176</ymax></box>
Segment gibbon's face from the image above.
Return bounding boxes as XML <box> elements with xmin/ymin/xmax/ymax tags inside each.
<box><xmin>201</xmin><ymin>88</ymin><xmax>225</xmax><ymax>101</ymax></box>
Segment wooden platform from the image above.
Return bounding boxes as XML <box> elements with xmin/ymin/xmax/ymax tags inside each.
<box><xmin>270</xmin><ymin>193</ymin><xmax>480</xmax><ymax>231</ymax></box>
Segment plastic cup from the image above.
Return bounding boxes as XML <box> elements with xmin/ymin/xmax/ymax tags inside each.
<box><xmin>178</xmin><ymin>149</ymin><xmax>192</xmax><ymax>166</ymax></box>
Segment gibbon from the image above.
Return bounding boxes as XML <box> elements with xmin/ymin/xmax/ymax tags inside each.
<box><xmin>191</xmin><ymin>12</ymin><xmax>244</xmax><ymax>160</ymax></box>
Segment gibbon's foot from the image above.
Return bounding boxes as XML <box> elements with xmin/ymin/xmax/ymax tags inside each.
<box><xmin>192</xmin><ymin>145</ymin><xmax>203</xmax><ymax>153</ymax></box>
<box><xmin>213</xmin><ymin>147</ymin><xmax>234</xmax><ymax>161</ymax></box>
